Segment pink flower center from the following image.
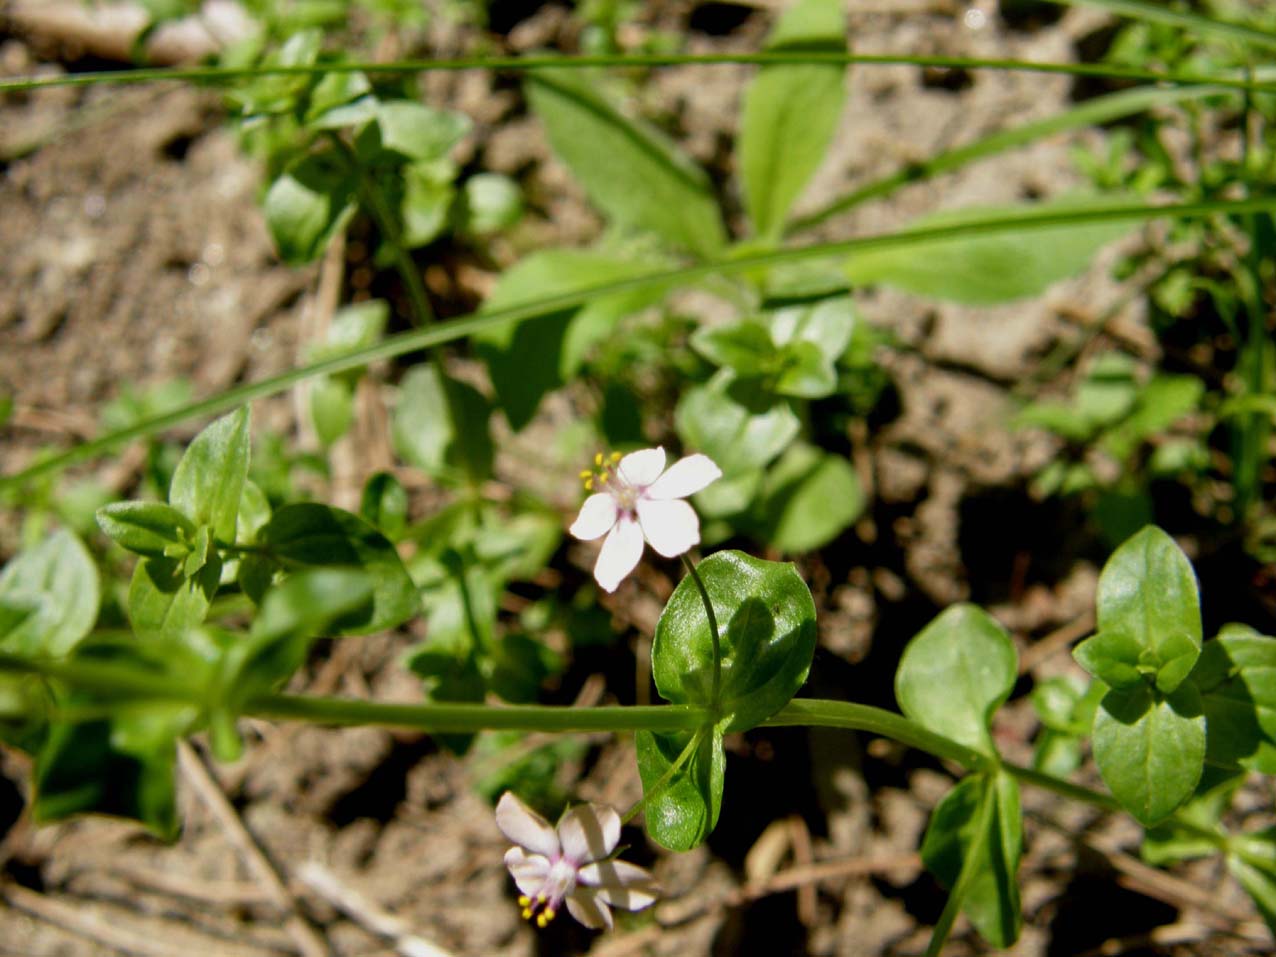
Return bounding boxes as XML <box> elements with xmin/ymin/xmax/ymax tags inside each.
<box><xmin>519</xmin><ymin>855</ymin><xmax>579</xmax><ymax>927</ymax></box>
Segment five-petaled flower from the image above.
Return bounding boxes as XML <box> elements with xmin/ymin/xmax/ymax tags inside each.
<box><xmin>497</xmin><ymin>791</ymin><xmax>658</xmax><ymax>930</ymax></box>
<box><xmin>569</xmin><ymin>447</ymin><xmax>721</xmax><ymax>593</ymax></box>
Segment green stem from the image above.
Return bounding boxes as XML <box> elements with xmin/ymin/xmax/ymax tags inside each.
<box><xmin>621</xmin><ymin>725</ymin><xmax>705</xmax><ymax>825</ymax></box>
<box><xmin>681</xmin><ymin>555</ymin><xmax>722</xmax><ymax>707</ymax></box>
<box><xmin>1044</xmin><ymin>0</ymin><xmax>1276</xmax><ymax>53</ymax></box>
<box><xmin>764</xmin><ymin>699</ymin><xmax>996</xmax><ymax>773</ymax></box>
<box><xmin>6</xmin><ymin>194</ymin><xmax>1272</xmax><ymax>491</ymax></box>
<box><xmin>248</xmin><ymin>691</ymin><xmax>705</xmax><ymax>733</ymax></box>
<box><xmin>3</xmin><ymin>52</ymin><xmax>1275</xmax><ymax>95</ymax></box>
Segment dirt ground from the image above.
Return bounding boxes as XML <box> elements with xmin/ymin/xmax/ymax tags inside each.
<box><xmin>1</xmin><ymin>2</ymin><xmax>1274</xmax><ymax>955</ymax></box>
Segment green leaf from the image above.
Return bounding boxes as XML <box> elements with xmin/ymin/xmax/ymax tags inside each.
<box><xmin>652</xmin><ymin>551</ymin><xmax>816</xmax><ymax>732</ymax></box>
<box><xmin>303</xmin><ymin>69</ymin><xmax>373</xmax><ymax>127</ymax></box>
<box><xmin>475</xmin><ymin>248</ymin><xmax>670</xmax><ymax>431</ymax></box>
<box><xmin>1192</xmin><ymin>627</ymin><xmax>1276</xmax><ymax>774</ymax></box>
<box><xmin>128</xmin><ymin>555</ymin><xmax>221</xmax><ymax>643</ymax></box>
<box><xmin>636</xmin><ymin>726</ymin><xmax>725</xmax><ymax>852</ymax></box>
<box><xmin>921</xmin><ymin>772</ymin><xmax>1023</xmax><ymax>948</ymax></box>
<box><xmin>1073</xmin><ymin>629</ymin><xmax>1145</xmax><ymax>690</ymax></box>
<box><xmin>1075</xmin><ymin>525</ymin><xmax>1202</xmax><ymax>694</ymax></box>
<box><xmin>374</xmin><ymin>101</ymin><xmax>470</xmax><ymax>162</ymax></box>
<box><xmin>264</xmin><ymin>152</ymin><xmax>357</xmax><ymax>265</ymax></box>
<box><xmin>360</xmin><ymin>471</ymin><xmax>409</xmax><ymax>539</ymax></box>
<box><xmin>310</xmin><ymin>376</ymin><xmax>355</xmax><ymax>446</ymax></box>
<box><xmin>844</xmin><ymin>197</ymin><xmax>1133</xmax><ymax>304</ymax></box>
<box><xmin>401</xmin><ymin>159</ymin><xmax>457</xmax><ymax>247</ymax></box>
<box><xmin>692</xmin><ymin>320</ymin><xmax>778</xmax><ymax>376</ymax></box>
<box><xmin>309</xmin><ymin>299</ymin><xmax>388</xmax><ymax>362</ymax></box>
<box><xmin>739</xmin><ymin>0</ymin><xmax>846</xmax><ymax>239</ymax></box>
<box><xmin>33</xmin><ymin>715</ymin><xmax>180</xmax><ymax>840</ymax></box>
<box><xmin>1091</xmin><ymin>682</ymin><xmax>1205</xmax><ymax>826</ymax></box>
<box><xmin>675</xmin><ymin>374</ymin><xmax>800</xmax><ymax>476</ymax></box>
<box><xmin>769</xmin><ymin>295</ymin><xmax>856</xmax><ymax>365</ymax></box>
<box><xmin>458</xmin><ymin>173</ymin><xmax>522</xmax><ymax>235</ymax></box>
<box><xmin>168</xmin><ymin>407</ymin><xmax>251</xmax><ymax>544</ymax></box>
<box><xmin>773</xmin><ymin>341</ymin><xmax>837</xmax><ymax>398</ymax></box>
<box><xmin>525</xmin><ymin>69</ymin><xmax>725</xmax><ymax>256</ymax></box>
<box><xmin>0</xmin><ymin>529</ymin><xmax>100</xmax><ymax>658</ymax></box>
<box><xmin>96</xmin><ymin>502</ymin><xmax>197</xmax><ymax>558</ymax></box>
<box><xmin>753</xmin><ymin>442</ymin><xmax>863</xmax><ymax>552</ymax></box>
<box><xmin>391</xmin><ymin>365</ymin><xmax>493</xmax><ymax>483</ymax></box>
<box><xmin>1143</xmin><ymin>767</ymin><xmax>1239</xmax><ymax>866</ymax></box>
<box><xmin>250</xmin><ymin>504</ymin><xmax>418</xmax><ymax>635</ymax></box>
<box><xmin>896</xmin><ymin>604</ymin><xmax>1017</xmax><ymax>757</ymax></box>
<box><xmin>1228</xmin><ymin>838</ymin><xmax>1276</xmax><ymax>935</ymax></box>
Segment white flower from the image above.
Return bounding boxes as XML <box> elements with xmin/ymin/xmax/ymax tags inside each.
<box><xmin>496</xmin><ymin>792</ymin><xmax>658</xmax><ymax>930</ymax></box>
<box><xmin>569</xmin><ymin>447</ymin><xmax>721</xmax><ymax>593</ymax></box>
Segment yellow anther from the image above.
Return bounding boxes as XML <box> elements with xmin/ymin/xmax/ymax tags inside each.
<box><xmin>544</xmin><ymin>907</ymin><xmax>556</xmax><ymax>921</ymax></box>
<box><xmin>584</xmin><ymin>478</ymin><xmax>593</xmax><ymax>491</ymax></box>
<box><xmin>610</xmin><ymin>451</ymin><xmax>622</xmax><ymax>463</ymax></box>
<box><xmin>595</xmin><ymin>452</ymin><xmax>605</xmax><ymax>466</ymax></box>
<box><xmin>536</xmin><ymin>911</ymin><xmax>553</xmax><ymax>927</ymax></box>
<box><xmin>597</xmin><ymin>473</ymin><xmax>608</xmax><ymax>484</ymax></box>
<box><xmin>518</xmin><ymin>895</ymin><xmax>531</xmax><ymax>907</ymax></box>
<box><xmin>579</xmin><ymin>470</ymin><xmax>592</xmax><ymax>479</ymax></box>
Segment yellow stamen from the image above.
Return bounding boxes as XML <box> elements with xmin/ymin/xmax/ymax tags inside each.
<box><xmin>521</xmin><ymin>907</ymin><xmax>533</xmax><ymax>919</ymax></box>
<box><xmin>518</xmin><ymin>895</ymin><xmax>531</xmax><ymax>907</ymax></box>
<box><xmin>610</xmin><ymin>451</ymin><xmax>622</xmax><ymax>463</ymax></box>
<box><xmin>584</xmin><ymin>478</ymin><xmax>593</xmax><ymax>491</ymax></box>
<box><xmin>597</xmin><ymin>473</ymin><xmax>608</xmax><ymax>484</ymax></box>
<box><xmin>544</xmin><ymin>906</ymin><xmax>556</xmax><ymax>921</ymax></box>
<box><xmin>579</xmin><ymin>470</ymin><xmax>592</xmax><ymax>479</ymax></box>
<box><xmin>595</xmin><ymin>452</ymin><xmax>604</xmax><ymax>466</ymax></box>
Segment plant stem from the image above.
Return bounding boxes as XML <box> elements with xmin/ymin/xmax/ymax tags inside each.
<box><xmin>5</xmin><ymin>195</ymin><xmax>1275</xmax><ymax>491</ymax></box>
<box><xmin>764</xmin><ymin>699</ymin><xmax>996</xmax><ymax>773</ymax></box>
<box><xmin>681</xmin><ymin>555</ymin><xmax>722</xmax><ymax>706</ymax></box>
<box><xmin>4</xmin><ymin>53</ymin><xmax>1275</xmax><ymax>96</ymax></box>
<box><xmin>247</xmin><ymin>691</ymin><xmax>706</xmax><ymax>733</ymax></box>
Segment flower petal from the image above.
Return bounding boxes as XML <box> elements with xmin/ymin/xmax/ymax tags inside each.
<box><xmin>577</xmin><ymin>860</ymin><xmax>659</xmax><ymax>911</ymax></box>
<box><xmin>503</xmin><ymin>847</ymin><xmax>551</xmax><ymax>897</ymax></box>
<box><xmin>569</xmin><ymin>493</ymin><xmax>618</xmax><ymax>541</ymax></box>
<box><xmin>593</xmin><ymin>517</ymin><xmax>644</xmax><ymax>593</ymax></box>
<box><xmin>645</xmin><ymin>453</ymin><xmax>722</xmax><ymax>500</ymax></box>
<box><xmin>495</xmin><ymin>792</ymin><xmax>559</xmax><ymax>858</ymax></box>
<box><xmin>557</xmin><ymin>803</ymin><xmax>620</xmax><ymax>864</ymax></box>
<box><xmin>636</xmin><ymin>498</ymin><xmax>699</xmax><ymax>558</ymax></box>
<box><xmin>617</xmin><ymin>447</ymin><xmax>666</xmax><ymax>488</ymax></box>
<box><xmin>566</xmin><ymin>888</ymin><xmax>614</xmax><ymax>930</ymax></box>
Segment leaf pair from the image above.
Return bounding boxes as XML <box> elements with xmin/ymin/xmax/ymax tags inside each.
<box><xmin>638</xmin><ymin>552</ymin><xmax>817</xmax><ymax>851</ymax></box>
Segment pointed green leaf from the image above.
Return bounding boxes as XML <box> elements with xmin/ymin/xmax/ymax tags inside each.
<box><xmin>474</xmin><ymin>248</ymin><xmax>670</xmax><ymax>430</ymax></box>
<box><xmin>1079</xmin><ymin>525</ymin><xmax>1202</xmax><ymax>694</ymax></box>
<box><xmin>526</xmin><ymin>69</ymin><xmax>725</xmax><ymax>256</ymax></box>
<box><xmin>169</xmin><ymin>407</ymin><xmax>251</xmax><ymax>543</ymax></box>
<box><xmin>740</xmin><ymin>0</ymin><xmax>846</xmax><ymax>239</ymax></box>
<box><xmin>391</xmin><ymin>365</ymin><xmax>492</xmax><ymax>483</ymax></box>
<box><xmin>0</xmin><ymin>529</ymin><xmax>99</xmax><ymax>658</ymax></box>
<box><xmin>652</xmin><ymin>551</ymin><xmax>816</xmax><ymax>733</ymax></box>
<box><xmin>753</xmin><ymin>442</ymin><xmax>863</xmax><ymax>552</ymax></box>
<box><xmin>128</xmin><ymin>555</ymin><xmax>221</xmax><ymax>643</ymax></box>
<box><xmin>1193</xmin><ymin>627</ymin><xmax>1276</xmax><ymax>774</ymax></box>
<box><xmin>374</xmin><ymin>101</ymin><xmax>470</xmax><ymax>162</ymax></box>
<box><xmin>251</xmin><ymin>504</ymin><xmax>417</xmax><ymax>634</ymax></box>
<box><xmin>264</xmin><ymin>152</ymin><xmax>357</xmax><ymax>265</ymax></box>
<box><xmin>896</xmin><ymin>604</ymin><xmax>1017</xmax><ymax>757</ymax></box>
<box><xmin>97</xmin><ymin>501</ymin><xmax>197</xmax><ymax>558</ymax></box>
<box><xmin>1092</xmin><ymin>682</ymin><xmax>1205</xmax><ymax>826</ymax></box>
<box><xmin>844</xmin><ymin>198</ymin><xmax>1133</xmax><ymax>304</ymax></box>
<box><xmin>921</xmin><ymin>771</ymin><xmax>1023</xmax><ymax>948</ymax></box>
<box><xmin>636</xmin><ymin>726</ymin><xmax>724</xmax><ymax>852</ymax></box>
<box><xmin>675</xmin><ymin>374</ymin><xmax>800</xmax><ymax>476</ymax></box>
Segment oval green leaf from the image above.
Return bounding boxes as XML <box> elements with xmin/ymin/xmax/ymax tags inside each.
<box><xmin>896</xmin><ymin>604</ymin><xmax>1017</xmax><ymax>757</ymax></box>
<box><xmin>652</xmin><ymin>550</ymin><xmax>816</xmax><ymax>732</ymax></box>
